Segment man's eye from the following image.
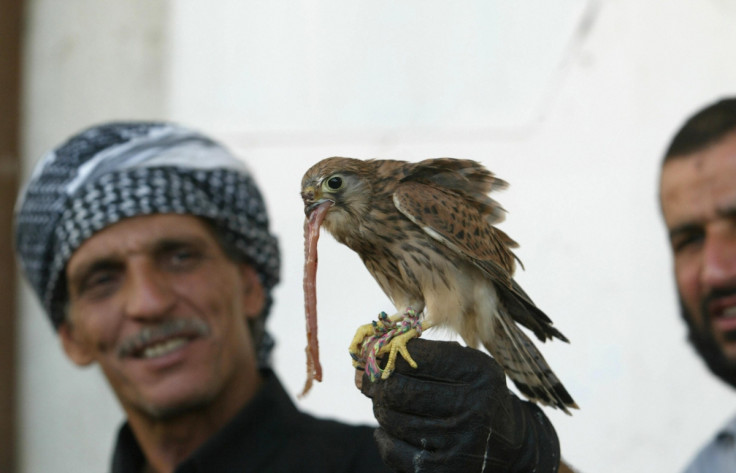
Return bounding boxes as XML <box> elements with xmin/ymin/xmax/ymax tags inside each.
<box><xmin>167</xmin><ymin>248</ymin><xmax>202</xmax><ymax>269</ymax></box>
<box><xmin>673</xmin><ymin>234</ymin><xmax>703</xmax><ymax>253</ymax></box>
<box><xmin>90</xmin><ymin>272</ymin><xmax>114</xmax><ymax>286</ymax></box>
<box><xmin>78</xmin><ymin>271</ymin><xmax>118</xmax><ymax>297</ymax></box>
<box><xmin>173</xmin><ymin>250</ymin><xmax>192</xmax><ymax>262</ymax></box>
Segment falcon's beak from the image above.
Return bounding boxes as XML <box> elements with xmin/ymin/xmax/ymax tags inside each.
<box><xmin>304</xmin><ymin>199</ymin><xmax>334</xmax><ymax>218</ymax></box>
<box><xmin>302</xmin><ymin>186</ymin><xmax>334</xmax><ymax>217</ymax></box>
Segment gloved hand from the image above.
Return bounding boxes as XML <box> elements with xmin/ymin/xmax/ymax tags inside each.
<box><xmin>359</xmin><ymin>338</ymin><xmax>560</xmax><ymax>473</ymax></box>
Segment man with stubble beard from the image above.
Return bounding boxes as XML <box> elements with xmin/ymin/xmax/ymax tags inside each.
<box><xmin>659</xmin><ymin>97</ymin><xmax>736</xmax><ymax>471</ymax></box>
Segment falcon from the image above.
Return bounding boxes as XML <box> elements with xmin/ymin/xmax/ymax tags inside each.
<box><xmin>300</xmin><ymin>157</ymin><xmax>576</xmax><ymax>412</ymax></box>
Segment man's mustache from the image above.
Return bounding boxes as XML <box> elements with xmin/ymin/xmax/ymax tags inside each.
<box><xmin>700</xmin><ymin>287</ymin><xmax>736</xmax><ymax>319</ymax></box>
<box><xmin>117</xmin><ymin>318</ymin><xmax>210</xmax><ymax>358</ymax></box>
<box><xmin>699</xmin><ymin>288</ymin><xmax>736</xmax><ymax>341</ymax></box>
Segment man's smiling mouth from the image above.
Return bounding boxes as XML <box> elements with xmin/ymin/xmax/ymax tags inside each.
<box><xmin>140</xmin><ymin>337</ymin><xmax>189</xmax><ymax>359</ymax></box>
<box><xmin>118</xmin><ymin>319</ymin><xmax>210</xmax><ymax>359</ymax></box>
<box><xmin>721</xmin><ymin>306</ymin><xmax>736</xmax><ymax>319</ymax></box>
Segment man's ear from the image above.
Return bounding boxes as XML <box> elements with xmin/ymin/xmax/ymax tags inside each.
<box><xmin>58</xmin><ymin>320</ymin><xmax>95</xmax><ymax>366</ymax></box>
<box><xmin>238</xmin><ymin>264</ymin><xmax>265</xmax><ymax>320</ymax></box>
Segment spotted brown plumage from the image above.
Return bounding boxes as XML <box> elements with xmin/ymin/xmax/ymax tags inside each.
<box><xmin>301</xmin><ymin>157</ymin><xmax>577</xmax><ymax>413</ymax></box>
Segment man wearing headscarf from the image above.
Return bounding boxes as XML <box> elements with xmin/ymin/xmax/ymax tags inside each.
<box><xmin>15</xmin><ymin>121</ymin><xmax>564</xmax><ymax>473</ymax></box>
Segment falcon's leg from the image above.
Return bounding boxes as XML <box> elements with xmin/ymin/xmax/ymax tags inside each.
<box><xmin>351</xmin><ymin>308</ymin><xmax>433</xmax><ymax>381</ymax></box>
<box><xmin>348</xmin><ymin>311</ymin><xmax>405</xmax><ymax>365</ymax></box>
<box><xmin>377</xmin><ymin>327</ymin><xmax>417</xmax><ymax>379</ymax></box>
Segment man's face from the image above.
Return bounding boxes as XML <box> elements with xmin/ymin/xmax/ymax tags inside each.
<box><xmin>660</xmin><ymin>132</ymin><xmax>736</xmax><ymax>384</ymax></box>
<box><xmin>60</xmin><ymin>214</ymin><xmax>265</xmax><ymax>420</ymax></box>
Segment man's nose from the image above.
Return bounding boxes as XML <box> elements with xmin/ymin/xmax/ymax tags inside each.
<box><xmin>123</xmin><ymin>261</ymin><xmax>176</xmax><ymax>319</ymax></box>
<box><xmin>701</xmin><ymin>228</ymin><xmax>736</xmax><ymax>290</ymax></box>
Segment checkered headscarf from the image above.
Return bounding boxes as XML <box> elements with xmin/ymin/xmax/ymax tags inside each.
<box><xmin>15</xmin><ymin>121</ymin><xmax>280</xmax><ymax>366</ymax></box>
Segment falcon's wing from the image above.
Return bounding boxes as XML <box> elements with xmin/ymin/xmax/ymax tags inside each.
<box><xmin>394</xmin><ymin>180</ymin><xmax>516</xmax><ymax>276</ymax></box>
<box><xmin>393</xmin><ymin>179</ymin><xmax>567</xmax><ymax>343</ymax></box>
<box><xmin>401</xmin><ymin>158</ymin><xmax>510</xmax><ymax>226</ymax></box>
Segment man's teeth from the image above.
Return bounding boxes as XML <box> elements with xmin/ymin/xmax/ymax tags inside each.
<box><xmin>142</xmin><ymin>338</ymin><xmax>187</xmax><ymax>359</ymax></box>
<box><xmin>722</xmin><ymin>307</ymin><xmax>736</xmax><ymax>319</ymax></box>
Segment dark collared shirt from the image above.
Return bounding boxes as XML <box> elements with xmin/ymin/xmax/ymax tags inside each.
<box><xmin>111</xmin><ymin>371</ymin><xmax>391</xmax><ymax>473</ymax></box>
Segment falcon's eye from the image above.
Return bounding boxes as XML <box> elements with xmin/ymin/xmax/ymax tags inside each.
<box><xmin>325</xmin><ymin>176</ymin><xmax>343</xmax><ymax>190</ymax></box>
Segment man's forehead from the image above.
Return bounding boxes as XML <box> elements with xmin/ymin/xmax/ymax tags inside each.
<box><xmin>67</xmin><ymin>214</ymin><xmax>213</xmax><ymax>267</ymax></box>
<box><xmin>661</xmin><ymin>135</ymin><xmax>736</xmax><ymax>217</ymax></box>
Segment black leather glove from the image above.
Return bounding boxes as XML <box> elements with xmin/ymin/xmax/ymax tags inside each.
<box><xmin>360</xmin><ymin>338</ymin><xmax>560</xmax><ymax>473</ymax></box>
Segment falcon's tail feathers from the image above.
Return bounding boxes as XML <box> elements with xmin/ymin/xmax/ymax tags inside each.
<box><xmin>485</xmin><ymin>314</ymin><xmax>578</xmax><ymax>415</ymax></box>
<box><xmin>504</xmin><ymin>280</ymin><xmax>569</xmax><ymax>343</ymax></box>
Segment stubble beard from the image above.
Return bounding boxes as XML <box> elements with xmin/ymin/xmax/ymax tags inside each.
<box><xmin>680</xmin><ymin>296</ymin><xmax>736</xmax><ymax>390</ymax></box>
<box><xmin>137</xmin><ymin>391</ymin><xmax>218</xmax><ymax>421</ymax></box>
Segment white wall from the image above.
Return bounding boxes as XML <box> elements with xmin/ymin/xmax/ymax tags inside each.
<box><xmin>18</xmin><ymin>1</ymin><xmax>736</xmax><ymax>472</ymax></box>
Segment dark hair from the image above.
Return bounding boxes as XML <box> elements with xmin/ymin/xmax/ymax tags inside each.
<box><xmin>664</xmin><ymin>98</ymin><xmax>736</xmax><ymax>161</ymax></box>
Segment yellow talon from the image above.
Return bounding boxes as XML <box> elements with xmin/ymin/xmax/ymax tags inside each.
<box><xmin>351</xmin><ymin>309</ymin><xmax>430</xmax><ymax>380</ymax></box>
<box><xmin>377</xmin><ymin>328</ymin><xmax>420</xmax><ymax>379</ymax></box>
<box><xmin>349</xmin><ymin>321</ymin><xmax>380</xmax><ymax>365</ymax></box>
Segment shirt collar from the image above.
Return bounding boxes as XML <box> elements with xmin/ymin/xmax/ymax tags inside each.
<box><xmin>715</xmin><ymin>414</ymin><xmax>736</xmax><ymax>445</ymax></box>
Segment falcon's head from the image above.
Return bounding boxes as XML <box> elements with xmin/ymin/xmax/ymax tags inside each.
<box><xmin>301</xmin><ymin>157</ymin><xmax>375</xmax><ymax>235</ymax></box>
